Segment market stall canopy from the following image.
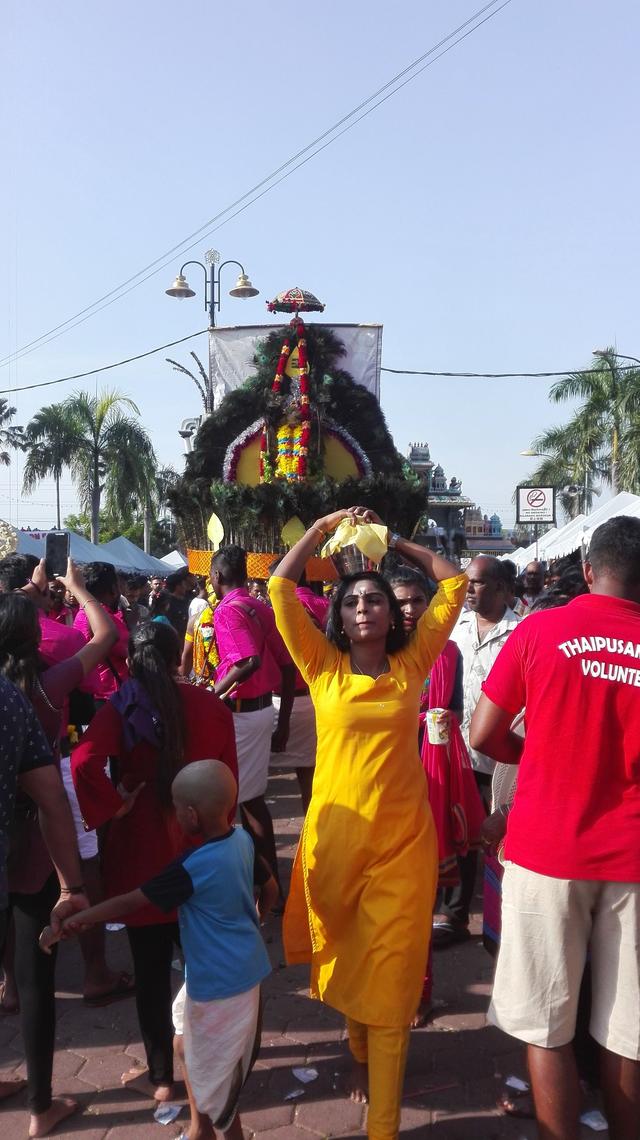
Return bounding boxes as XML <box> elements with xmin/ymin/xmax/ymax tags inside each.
<box><xmin>581</xmin><ymin>492</ymin><xmax>640</xmax><ymax>548</ymax></box>
<box><xmin>160</xmin><ymin>549</ymin><xmax>188</xmax><ymax>569</ymax></box>
<box><xmin>16</xmin><ymin>530</ymin><xmax>118</xmax><ymax>565</ymax></box>
<box><xmin>540</xmin><ymin>492</ymin><xmax>640</xmax><ymax>562</ymax></box>
<box><xmin>510</xmin><ymin>528</ymin><xmax>560</xmax><ymax>570</ymax></box>
<box><xmin>100</xmin><ymin>536</ymin><xmax>169</xmax><ymax>575</ymax></box>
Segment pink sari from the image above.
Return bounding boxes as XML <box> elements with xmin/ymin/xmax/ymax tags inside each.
<box><xmin>420</xmin><ymin>641</ymin><xmax>486</xmax><ymax>888</ymax></box>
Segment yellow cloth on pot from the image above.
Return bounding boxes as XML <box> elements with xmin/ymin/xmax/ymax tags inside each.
<box><xmin>321</xmin><ymin>520</ymin><xmax>388</xmax><ymax>565</ymax></box>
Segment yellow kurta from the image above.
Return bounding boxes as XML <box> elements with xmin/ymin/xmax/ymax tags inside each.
<box><xmin>269</xmin><ymin>573</ymin><xmax>467</xmax><ymax>1027</ymax></box>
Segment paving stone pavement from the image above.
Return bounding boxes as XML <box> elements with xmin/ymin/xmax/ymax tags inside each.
<box><xmin>0</xmin><ymin>771</ymin><xmax>608</xmax><ymax>1138</ymax></box>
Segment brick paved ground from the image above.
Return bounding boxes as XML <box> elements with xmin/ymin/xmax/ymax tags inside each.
<box><xmin>0</xmin><ymin>771</ymin><xmax>608</xmax><ymax>1138</ymax></box>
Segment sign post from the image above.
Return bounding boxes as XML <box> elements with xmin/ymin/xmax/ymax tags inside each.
<box><xmin>516</xmin><ymin>486</ymin><xmax>556</xmax><ymax>558</ymax></box>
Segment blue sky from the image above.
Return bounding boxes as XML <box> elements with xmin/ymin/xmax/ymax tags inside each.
<box><xmin>2</xmin><ymin>0</ymin><xmax>639</xmax><ymax>531</ymax></box>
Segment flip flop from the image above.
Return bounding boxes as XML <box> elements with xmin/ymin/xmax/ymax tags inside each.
<box><xmin>497</xmin><ymin>1092</ymin><xmax>534</xmax><ymax>1119</ymax></box>
<box><xmin>83</xmin><ymin>971</ymin><xmax>135</xmax><ymax>1007</ymax></box>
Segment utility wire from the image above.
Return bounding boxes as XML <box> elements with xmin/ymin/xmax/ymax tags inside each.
<box><xmin>0</xmin><ymin>329</ymin><xmax>207</xmax><ymax>395</ymax></box>
<box><xmin>2</xmin><ymin>331</ymin><xmax>638</xmax><ymax>398</ymax></box>
<box><xmin>382</xmin><ymin>364</ymin><xmax>640</xmax><ymax>378</ymax></box>
<box><xmin>1</xmin><ymin>0</ymin><xmax>513</xmax><ymax>371</ymax></box>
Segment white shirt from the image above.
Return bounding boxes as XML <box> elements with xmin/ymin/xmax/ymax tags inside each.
<box><xmin>450</xmin><ymin>606</ymin><xmax>520</xmax><ymax>775</ymax></box>
<box><xmin>189</xmin><ymin>596</ymin><xmax>208</xmax><ymax>620</ymax></box>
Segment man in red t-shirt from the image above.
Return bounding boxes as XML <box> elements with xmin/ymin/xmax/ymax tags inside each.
<box><xmin>471</xmin><ymin>516</ymin><xmax>640</xmax><ymax>1140</ymax></box>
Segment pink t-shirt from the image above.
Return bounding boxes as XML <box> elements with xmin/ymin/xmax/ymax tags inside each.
<box><xmin>214</xmin><ymin>587</ymin><xmax>291</xmax><ymax>698</ymax></box>
<box><xmin>73</xmin><ymin>605</ymin><xmax>130</xmax><ymax>699</ymax></box>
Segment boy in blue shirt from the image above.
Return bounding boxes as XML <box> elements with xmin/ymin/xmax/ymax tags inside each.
<box><xmin>42</xmin><ymin>760</ymin><xmax>275</xmax><ymax>1140</ymax></box>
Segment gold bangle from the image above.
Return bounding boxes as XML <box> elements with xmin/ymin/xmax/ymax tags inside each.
<box><xmin>311</xmin><ymin>524</ymin><xmax>327</xmax><ymax>539</ymax></box>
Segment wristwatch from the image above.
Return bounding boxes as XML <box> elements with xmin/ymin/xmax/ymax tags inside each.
<box><xmin>388</xmin><ymin>531</ymin><xmax>401</xmax><ymax>549</ymax></box>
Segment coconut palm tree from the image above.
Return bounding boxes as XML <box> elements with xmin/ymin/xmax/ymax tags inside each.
<box><xmin>22</xmin><ymin>403</ymin><xmax>81</xmax><ymax>528</ymax></box>
<box><xmin>523</xmin><ymin>348</ymin><xmax>640</xmax><ymax>517</ymax></box>
<box><xmin>64</xmin><ymin>389</ymin><xmax>157</xmax><ymax>544</ymax></box>
<box><xmin>0</xmin><ymin>398</ymin><xmax>23</xmax><ymax>466</ymax></box>
<box><xmin>533</xmin><ymin>347</ymin><xmax>640</xmax><ymax>496</ymax></box>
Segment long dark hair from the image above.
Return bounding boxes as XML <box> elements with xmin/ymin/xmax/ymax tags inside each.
<box><xmin>326</xmin><ymin>571</ymin><xmax>408</xmax><ymax>654</ymax></box>
<box><xmin>128</xmin><ymin>622</ymin><xmax>185</xmax><ymax>808</ymax></box>
<box><xmin>0</xmin><ymin>593</ymin><xmax>42</xmax><ymax>695</ymax></box>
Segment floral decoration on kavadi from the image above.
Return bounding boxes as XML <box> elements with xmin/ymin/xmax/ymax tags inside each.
<box><xmin>259</xmin><ymin>318</ymin><xmax>313</xmax><ymax>483</ymax></box>
<box><xmin>223</xmin><ymin>419</ymin><xmax>264</xmax><ymax>483</ymax></box>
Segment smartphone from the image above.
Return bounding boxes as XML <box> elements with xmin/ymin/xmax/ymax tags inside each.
<box><xmin>45</xmin><ymin>531</ymin><xmax>70</xmax><ymax>578</ymax></box>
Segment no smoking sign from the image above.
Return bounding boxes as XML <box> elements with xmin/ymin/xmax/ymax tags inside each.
<box><xmin>517</xmin><ymin>485</ymin><xmax>556</xmax><ymax>524</ymax></box>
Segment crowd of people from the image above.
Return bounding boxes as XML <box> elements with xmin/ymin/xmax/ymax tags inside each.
<box><xmin>0</xmin><ymin>509</ymin><xmax>638</xmax><ymax>1140</ymax></box>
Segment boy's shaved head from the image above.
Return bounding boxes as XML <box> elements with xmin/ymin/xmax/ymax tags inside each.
<box><xmin>172</xmin><ymin>759</ymin><xmax>237</xmax><ymax>821</ymax></box>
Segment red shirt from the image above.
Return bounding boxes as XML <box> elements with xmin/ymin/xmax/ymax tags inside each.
<box><xmin>482</xmin><ymin>593</ymin><xmax>640</xmax><ymax>881</ymax></box>
<box><xmin>214</xmin><ymin>587</ymin><xmax>291</xmax><ymax>698</ymax></box>
<box><xmin>71</xmin><ymin>684</ymin><xmax>238</xmax><ymax>924</ymax></box>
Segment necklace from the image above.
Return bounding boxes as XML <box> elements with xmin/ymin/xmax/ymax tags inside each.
<box><xmin>350</xmin><ymin>656</ymin><xmax>390</xmax><ymax>680</ymax></box>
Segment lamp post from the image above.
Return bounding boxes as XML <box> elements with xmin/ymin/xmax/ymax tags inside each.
<box><xmin>591</xmin><ymin>349</ymin><xmax>640</xmax><ymax>492</ymax></box>
<box><xmin>166</xmin><ymin>249</ymin><xmax>259</xmax><ymax>421</ymax></box>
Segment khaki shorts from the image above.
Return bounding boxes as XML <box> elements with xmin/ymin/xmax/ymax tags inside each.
<box><xmin>488</xmin><ymin>862</ymin><xmax>640</xmax><ymax>1060</ymax></box>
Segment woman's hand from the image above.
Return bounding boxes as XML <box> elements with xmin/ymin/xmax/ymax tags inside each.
<box><xmin>56</xmin><ymin>559</ymin><xmax>86</xmax><ymax>595</ymax></box>
<box><xmin>313</xmin><ymin>509</ymin><xmax>353</xmax><ymax>535</ymax></box>
<box><xmin>114</xmin><ymin>782</ymin><xmax>146</xmax><ymax>819</ymax></box>
<box><xmin>314</xmin><ymin>507</ymin><xmax>385</xmax><ymax>534</ymax></box>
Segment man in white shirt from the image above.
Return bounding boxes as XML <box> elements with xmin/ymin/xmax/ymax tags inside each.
<box><xmin>433</xmin><ymin>556</ymin><xmax>519</xmax><ymax>947</ymax></box>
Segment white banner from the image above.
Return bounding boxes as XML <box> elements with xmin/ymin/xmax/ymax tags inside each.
<box><xmin>208</xmin><ymin>323</ymin><xmax>382</xmax><ymax>409</ymax></box>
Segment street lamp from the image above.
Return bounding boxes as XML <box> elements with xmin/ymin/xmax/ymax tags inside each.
<box><xmin>166</xmin><ymin>248</ymin><xmax>259</xmax><ymax>329</ymax></box>
<box><xmin>593</xmin><ymin>348</ymin><xmax>640</xmax><ymax>366</ymax></box>
<box><xmin>167</xmin><ymin>250</ymin><xmax>259</xmax><ymax>429</ymax></box>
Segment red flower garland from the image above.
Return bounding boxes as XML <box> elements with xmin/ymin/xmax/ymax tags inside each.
<box><xmin>259</xmin><ymin>319</ymin><xmax>311</xmax><ymax>482</ymax></box>
<box><xmin>296</xmin><ymin>321</ymin><xmax>311</xmax><ymax>478</ymax></box>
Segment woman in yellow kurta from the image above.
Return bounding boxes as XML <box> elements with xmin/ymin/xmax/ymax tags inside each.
<box><xmin>269</xmin><ymin>507</ymin><xmax>467</xmax><ymax>1140</ymax></box>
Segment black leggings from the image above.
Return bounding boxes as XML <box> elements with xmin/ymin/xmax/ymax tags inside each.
<box><xmin>7</xmin><ymin>875</ymin><xmax>59</xmax><ymax>1114</ymax></box>
<box><xmin>126</xmin><ymin>922</ymin><xmax>180</xmax><ymax>1087</ymax></box>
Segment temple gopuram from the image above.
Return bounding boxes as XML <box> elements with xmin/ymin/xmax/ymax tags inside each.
<box><xmin>407</xmin><ymin>442</ymin><xmax>515</xmax><ymax>559</ymax></box>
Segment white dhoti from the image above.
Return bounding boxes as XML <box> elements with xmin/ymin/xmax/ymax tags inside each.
<box><xmin>61</xmin><ymin>755</ymin><xmax>98</xmax><ymax>859</ymax></box>
<box><xmin>270</xmin><ymin>694</ymin><xmax>317</xmax><ymax>769</ymax></box>
<box><xmin>232</xmin><ymin>705</ymin><xmax>274</xmax><ymax>802</ymax></box>
<box><xmin>172</xmin><ymin>983</ymin><xmax>261</xmax><ymax>1129</ymax></box>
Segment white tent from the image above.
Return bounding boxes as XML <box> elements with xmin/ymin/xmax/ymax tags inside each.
<box><xmin>540</xmin><ymin>492</ymin><xmax>640</xmax><ymax>561</ymax></box>
<box><xmin>582</xmin><ymin>492</ymin><xmax>640</xmax><ymax>547</ymax></box>
<box><xmin>510</xmin><ymin>527</ymin><xmax>560</xmax><ymax>570</ymax></box>
<box><xmin>160</xmin><ymin>549</ymin><xmax>188</xmax><ymax>569</ymax></box>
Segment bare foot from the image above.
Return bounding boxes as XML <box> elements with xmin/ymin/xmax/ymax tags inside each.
<box><xmin>121</xmin><ymin>1068</ymin><xmax>174</xmax><ymax>1102</ymax></box>
<box><xmin>29</xmin><ymin>1097</ymin><xmax>78</xmax><ymax>1137</ymax></box>
<box><xmin>0</xmin><ymin>1076</ymin><xmax>27</xmax><ymax>1101</ymax></box>
<box><xmin>348</xmin><ymin>1060</ymin><xmax>368</xmax><ymax>1104</ymax></box>
<box><xmin>0</xmin><ymin>979</ymin><xmax>19</xmax><ymax>1015</ymax></box>
<box><xmin>411</xmin><ymin>1000</ymin><xmax>433</xmax><ymax>1029</ymax></box>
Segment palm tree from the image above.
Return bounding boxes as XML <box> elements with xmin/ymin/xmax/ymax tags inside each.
<box><xmin>0</xmin><ymin>398</ymin><xmax>23</xmax><ymax>466</ymax></box>
<box><xmin>142</xmin><ymin>465</ymin><xmax>178</xmax><ymax>554</ymax></box>
<box><xmin>22</xmin><ymin>403</ymin><xmax>81</xmax><ymax>528</ymax></box>
<box><xmin>64</xmin><ymin>389</ymin><xmax>157</xmax><ymax>544</ymax></box>
<box><xmin>534</xmin><ymin>347</ymin><xmax>640</xmax><ymax>496</ymax></box>
<box><xmin>166</xmin><ymin>352</ymin><xmax>211</xmax><ymax>413</ymax></box>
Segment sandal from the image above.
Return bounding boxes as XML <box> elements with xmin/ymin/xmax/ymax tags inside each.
<box><xmin>83</xmin><ymin>971</ymin><xmax>135</xmax><ymax>1007</ymax></box>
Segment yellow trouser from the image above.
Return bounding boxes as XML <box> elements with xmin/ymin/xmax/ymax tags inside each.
<box><xmin>347</xmin><ymin>1018</ymin><xmax>410</xmax><ymax>1140</ymax></box>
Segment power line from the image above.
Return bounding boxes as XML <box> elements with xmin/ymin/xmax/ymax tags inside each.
<box><xmin>0</xmin><ymin>0</ymin><xmax>514</xmax><ymax>370</ymax></box>
<box><xmin>0</xmin><ymin>329</ymin><xmax>207</xmax><ymax>395</ymax></box>
<box><xmin>382</xmin><ymin>364</ymin><xmax>640</xmax><ymax>378</ymax></box>
<box><xmin>3</xmin><ymin>335</ymin><xmax>637</xmax><ymax>399</ymax></box>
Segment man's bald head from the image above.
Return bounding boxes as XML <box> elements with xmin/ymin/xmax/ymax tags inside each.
<box><xmin>172</xmin><ymin>760</ymin><xmax>237</xmax><ymax>829</ymax></box>
<box><xmin>524</xmin><ymin>560</ymin><xmax>544</xmax><ymax>597</ymax></box>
